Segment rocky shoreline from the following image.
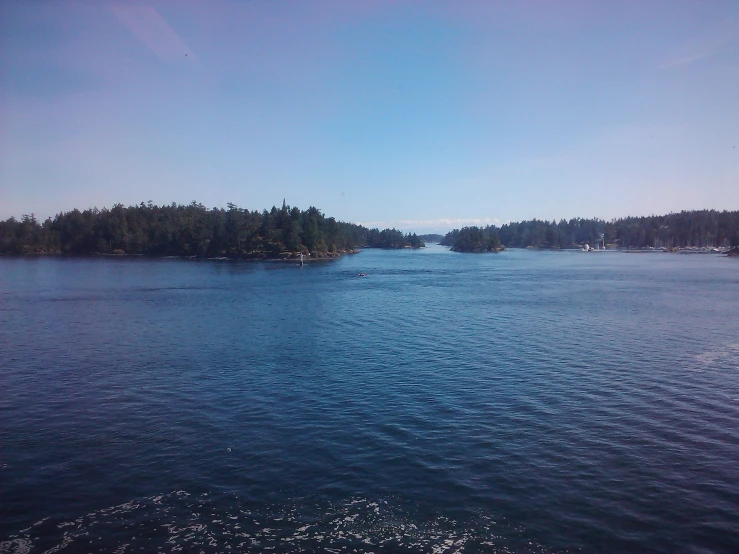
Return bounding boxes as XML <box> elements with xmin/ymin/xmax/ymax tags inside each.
<box><xmin>206</xmin><ymin>249</ymin><xmax>361</xmax><ymax>262</ymax></box>
<box><xmin>1</xmin><ymin>248</ymin><xmax>362</xmax><ymax>261</ymax></box>
<box><xmin>450</xmin><ymin>246</ymin><xmax>506</xmax><ymax>253</ymax></box>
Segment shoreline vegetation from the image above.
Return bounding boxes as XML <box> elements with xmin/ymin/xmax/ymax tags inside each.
<box><xmin>444</xmin><ymin>227</ymin><xmax>505</xmax><ymax>253</ymax></box>
<box><xmin>441</xmin><ymin>210</ymin><xmax>739</xmax><ymax>254</ymax></box>
<box><xmin>0</xmin><ymin>201</ymin><xmax>424</xmax><ymax>260</ymax></box>
<box><xmin>418</xmin><ymin>233</ymin><xmax>444</xmax><ymax>244</ymax></box>
<box><xmin>1</xmin><ymin>205</ymin><xmax>738</xmax><ymax>259</ymax></box>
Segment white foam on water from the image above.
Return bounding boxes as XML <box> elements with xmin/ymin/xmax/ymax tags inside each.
<box><xmin>0</xmin><ymin>540</ymin><xmax>32</xmax><ymax>554</ymax></box>
<box><xmin>1</xmin><ymin>491</ymin><xmax>555</xmax><ymax>553</ymax></box>
<box><xmin>693</xmin><ymin>342</ymin><xmax>739</xmax><ymax>371</ymax></box>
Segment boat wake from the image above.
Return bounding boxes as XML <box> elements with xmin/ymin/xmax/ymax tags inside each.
<box><xmin>0</xmin><ymin>491</ymin><xmax>554</xmax><ymax>553</ymax></box>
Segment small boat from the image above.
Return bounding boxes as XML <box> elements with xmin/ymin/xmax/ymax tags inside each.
<box><xmin>358</xmin><ymin>272</ymin><xmax>366</xmax><ymax>277</ymax></box>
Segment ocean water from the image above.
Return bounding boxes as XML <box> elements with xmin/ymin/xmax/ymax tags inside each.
<box><xmin>1</xmin><ymin>246</ymin><xmax>738</xmax><ymax>553</ymax></box>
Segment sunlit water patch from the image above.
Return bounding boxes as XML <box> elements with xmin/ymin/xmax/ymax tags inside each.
<box><xmin>694</xmin><ymin>342</ymin><xmax>739</xmax><ymax>371</ymax></box>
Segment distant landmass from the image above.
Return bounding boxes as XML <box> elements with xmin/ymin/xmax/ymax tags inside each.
<box><xmin>442</xmin><ymin>210</ymin><xmax>739</xmax><ymax>252</ymax></box>
<box><xmin>442</xmin><ymin>227</ymin><xmax>504</xmax><ymax>252</ymax></box>
<box><xmin>418</xmin><ymin>234</ymin><xmax>444</xmax><ymax>244</ymax></box>
<box><xmin>0</xmin><ymin>201</ymin><xmax>424</xmax><ymax>258</ymax></box>
<box><xmin>3</xmin><ymin>205</ymin><xmax>738</xmax><ymax>258</ymax></box>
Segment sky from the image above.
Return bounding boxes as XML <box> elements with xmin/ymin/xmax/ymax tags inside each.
<box><xmin>1</xmin><ymin>0</ymin><xmax>738</xmax><ymax>233</ymax></box>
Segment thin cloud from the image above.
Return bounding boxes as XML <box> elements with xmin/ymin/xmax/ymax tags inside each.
<box><xmin>356</xmin><ymin>217</ymin><xmax>500</xmax><ymax>229</ymax></box>
<box><xmin>111</xmin><ymin>3</ymin><xmax>197</xmax><ymax>62</ymax></box>
<box><xmin>398</xmin><ymin>218</ymin><xmax>498</xmax><ymax>227</ymax></box>
<box><xmin>661</xmin><ymin>17</ymin><xmax>739</xmax><ymax>68</ymax></box>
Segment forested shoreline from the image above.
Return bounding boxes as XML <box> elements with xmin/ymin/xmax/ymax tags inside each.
<box><xmin>3</xmin><ymin>205</ymin><xmax>738</xmax><ymax>258</ymax></box>
<box><xmin>442</xmin><ymin>227</ymin><xmax>504</xmax><ymax>252</ymax></box>
<box><xmin>0</xmin><ymin>201</ymin><xmax>423</xmax><ymax>258</ymax></box>
<box><xmin>418</xmin><ymin>233</ymin><xmax>444</xmax><ymax>244</ymax></box>
<box><xmin>442</xmin><ymin>210</ymin><xmax>739</xmax><ymax>252</ymax></box>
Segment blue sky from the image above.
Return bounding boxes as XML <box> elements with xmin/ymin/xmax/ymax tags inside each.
<box><xmin>1</xmin><ymin>1</ymin><xmax>737</xmax><ymax>232</ymax></box>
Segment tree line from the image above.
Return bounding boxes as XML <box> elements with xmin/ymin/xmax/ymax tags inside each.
<box><xmin>0</xmin><ymin>201</ymin><xmax>424</xmax><ymax>257</ymax></box>
<box><xmin>418</xmin><ymin>233</ymin><xmax>443</xmax><ymax>243</ymax></box>
<box><xmin>4</xmin><ymin>205</ymin><xmax>737</xmax><ymax>256</ymax></box>
<box><xmin>442</xmin><ymin>210</ymin><xmax>739</xmax><ymax>250</ymax></box>
<box><xmin>441</xmin><ymin>227</ymin><xmax>503</xmax><ymax>252</ymax></box>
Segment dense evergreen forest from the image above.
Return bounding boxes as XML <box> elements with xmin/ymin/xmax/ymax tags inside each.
<box><xmin>442</xmin><ymin>210</ymin><xmax>739</xmax><ymax>251</ymax></box>
<box><xmin>0</xmin><ymin>201</ymin><xmax>423</xmax><ymax>257</ymax></box>
<box><xmin>3</xmin><ymin>205</ymin><xmax>738</xmax><ymax>257</ymax></box>
<box><xmin>442</xmin><ymin>227</ymin><xmax>503</xmax><ymax>252</ymax></box>
<box><xmin>418</xmin><ymin>233</ymin><xmax>444</xmax><ymax>243</ymax></box>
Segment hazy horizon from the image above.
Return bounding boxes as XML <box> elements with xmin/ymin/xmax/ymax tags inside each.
<box><xmin>2</xmin><ymin>1</ymin><xmax>738</xmax><ymax>232</ymax></box>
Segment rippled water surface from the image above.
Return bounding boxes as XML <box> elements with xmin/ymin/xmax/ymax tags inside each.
<box><xmin>2</xmin><ymin>247</ymin><xmax>738</xmax><ymax>553</ymax></box>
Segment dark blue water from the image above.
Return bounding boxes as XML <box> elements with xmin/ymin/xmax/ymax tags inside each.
<box><xmin>2</xmin><ymin>247</ymin><xmax>738</xmax><ymax>553</ymax></box>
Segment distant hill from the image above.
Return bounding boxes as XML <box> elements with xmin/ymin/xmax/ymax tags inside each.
<box><xmin>418</xmin><ymin>234</ymin><xmax>444</xmax><ymax>243</ymax></box>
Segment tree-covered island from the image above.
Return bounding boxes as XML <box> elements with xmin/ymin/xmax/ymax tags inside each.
<box><xmin>442</xmin><ymin>210</ymin><xmax>739</xmax><ymax>252</ymax></box>
<box><xmin>0</xmin><ymin>201</ymin><xmax>424</xmax><ymax>259</ymax></box>
<box><xmin>417</xmin><ymin>234</ymin><xmax>444</xmax><ymax>244</ymax></box>
<box><xmin>442</xmin><ymin>227</ymin><xmax>504</xmax><ymax>252</ymax></box>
